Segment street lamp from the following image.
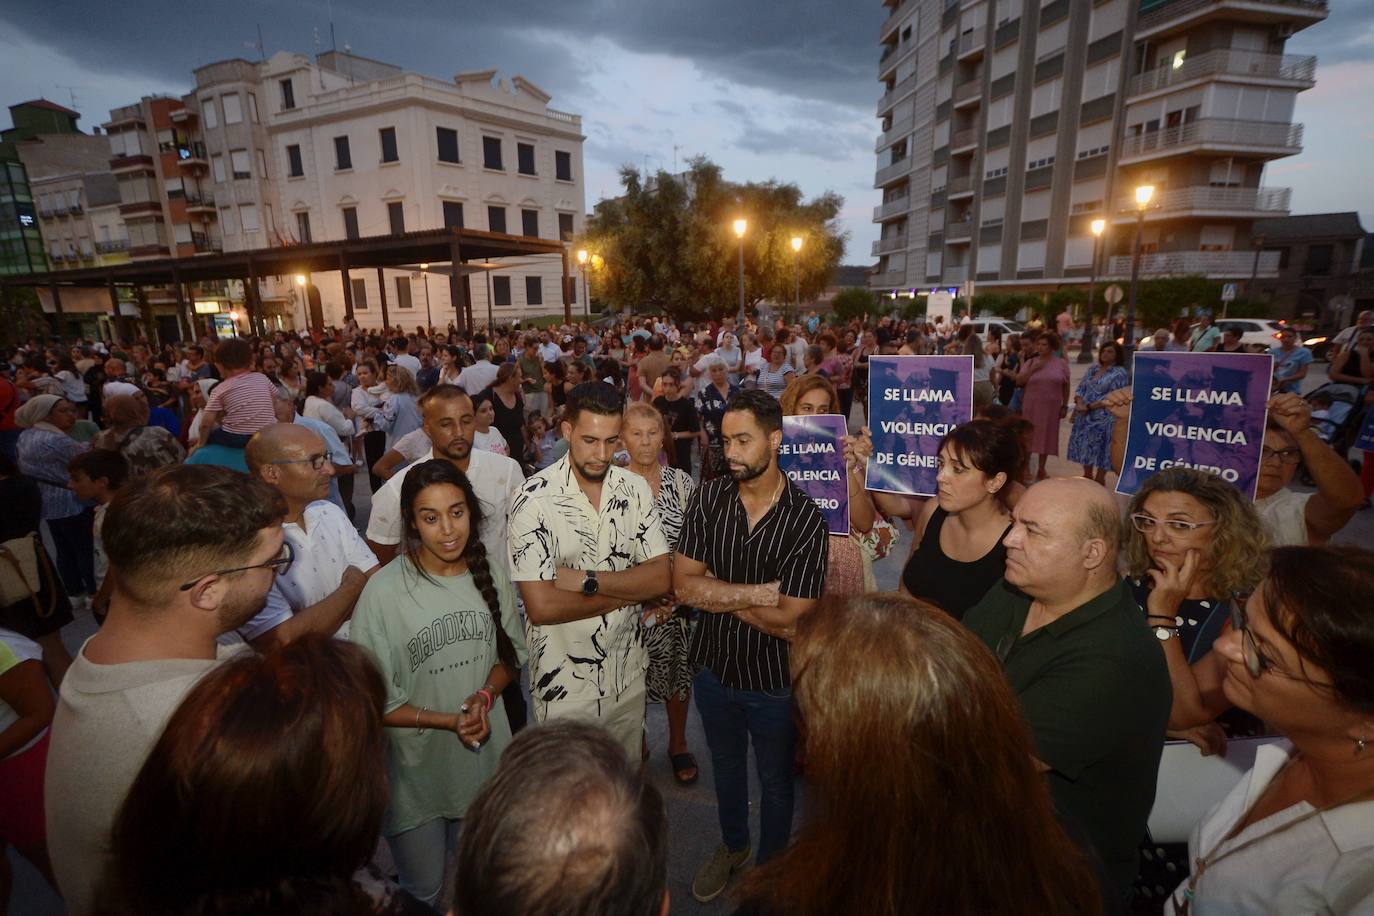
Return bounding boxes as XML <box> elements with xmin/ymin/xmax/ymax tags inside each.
<box><xmin>733</xmin><ymin>219</ymin><xmax>747</xmax><ymax>325</ymax></box>
<box><xmin>577</xmin><ymin>248</ymin><xmax>591</xmax><ymax>319</ymax></box>
<box><xmin>294</xmin><ymin>274</ymin><xmax>308</xmax><ymax>330</ymax></box>
<box><xmin>1078</xmin><ymin>218</ymin><xmax>1107</xmax><ymax>364</ymax></box>
<box><xmin>790</xmin><ymin>236</ymin><xmax>802</xmax><ymax>324</ymax></box>
<box><xmin>1124</xmin><ymin>184</ymin><xmax>1154</xmax><ymax>363</ymax></box>
<box><xmin>418</xmin><ymin>263</ymin><xmax>433</xmax><ymax>332</ymax></box>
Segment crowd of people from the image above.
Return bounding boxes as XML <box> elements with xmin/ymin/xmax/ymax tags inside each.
<box><xmin>0</xmin><ymin>305</ymin><xmax>1371</xmax><ymax>915</ymax></box>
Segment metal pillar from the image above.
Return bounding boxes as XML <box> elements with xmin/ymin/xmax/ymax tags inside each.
<box><xmin>339</xmin><ymin>251</ymin><xmax>355</xmax><ymax>322</ymax></box>
<box><xmin>172</xmin><ymin>266</ymin><xmax>192</xmax><ymax>343</ymax></box>
<box><xmin>448</xmin><ymin>238</ymin><xmax>466</xmax><ymax>334</ymax></box>
<box><xmin>377</xmin><ymin>267</ymin><xmax>391</xmax><ymax>332</ymax></box>
<box><xmin>1124</xmin><ymin>208</ymin><xmax>1145</xmax><ymax>366</ymax></box>
<box><xmin>561</xmin><ymin>246</ymin><xmax>572</xmax><ymax>324</ymax></box>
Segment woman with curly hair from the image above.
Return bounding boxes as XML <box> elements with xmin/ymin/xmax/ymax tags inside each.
<box><xmin>1124</xmin><ymin>467</ymin><xmax>1268</xmax><ymax>732</ymax></box>
<box><xmin>349</xmin><ymin>459</ymin><xmax>526</xmax><ymax>908</ymax></box>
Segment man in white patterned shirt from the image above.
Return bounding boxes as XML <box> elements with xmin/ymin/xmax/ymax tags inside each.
<box><xmin>507</xmin><ymin>382</ymin><xmax>671</xmax><ymax>760</ymax></box>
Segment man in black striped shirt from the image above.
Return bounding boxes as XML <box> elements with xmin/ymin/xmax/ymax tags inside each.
<box><xmin>674</xmin><ymin>389</ymin><xmax>828</xmax><ymax>903</ymax></box>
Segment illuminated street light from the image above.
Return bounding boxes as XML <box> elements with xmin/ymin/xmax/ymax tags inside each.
<box><xmin>733</xmin><ymin>219</ymin><xmax>746</xmax><ymax>324</ymax></box>
<box><xmin>1079</xmin><ymin>219</ymin><xmax>1108</xmax><ymax>363</ymax></box>
<box><xmin>1124</xmin><ymin>185</ymin><xmax>1156</xmax><ymax>362</ymax></box>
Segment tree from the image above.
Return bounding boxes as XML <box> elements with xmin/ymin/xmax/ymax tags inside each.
<box><xmin>831</xmin><ymin>287</ymin><xmax>878</xmax><ymax>321</ymax></box>
<box><xmin>579</xmin><ymin>157</ymin><xmax>848</xmax><ymax>321</ymax></box>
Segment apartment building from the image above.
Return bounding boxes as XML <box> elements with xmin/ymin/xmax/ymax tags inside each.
<box><xmin>188</xmin><ymin>49</ymin><xmax>585</xmax><ymax>329</ymax></box>
<box><xmin>871</xmin><ymin>0</ymin><xmax>1327</xmax><ymax>298</ymax></box>
<box><xmin>1</xmin><ymin>99</ymin><xmax>85</xmax><ymax>278</ymax></box>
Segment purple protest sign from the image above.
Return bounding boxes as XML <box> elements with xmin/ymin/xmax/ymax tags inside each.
<box><xmin>865</xmin><ymin>355</ymin><xmax>974</xmax><ymax>496</ymax></box>
<box><xmin>780</xmin><ymin>414</ymin><xmax>850</xmax><ymax>536</ymax></box>
<box><xmin>1115</xmin><ymin>352</ymin><xmax>1272</xmax><ymax>499</ymax></box>
<box><xmin>1355</xmin><ymin>404</ymin><xmax>1374</xmax><ymax>453</ymax></box>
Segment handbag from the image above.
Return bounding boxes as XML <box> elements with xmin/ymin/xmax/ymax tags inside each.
<box><xmin>0</xmin><ymin>533</ymin><xmax>57</xmax><ymax>618</ymax></box>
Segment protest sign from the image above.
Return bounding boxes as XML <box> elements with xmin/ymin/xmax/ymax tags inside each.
<box><xmin>1115</xmin><ymin>352</ymin><xmax>1272</xmax><ymax>499</ymax></box>
<box><xmin>1355</xmin><ymin>403</ymin><xmax>1374</xmax><ymax>453</ymax></box>
<box><xmin>865</xmin><ymin>355</ymin><xmax>974</xmax><ymax>496</ymax></box>
<box><xmin>779</xmin><ymin>414</ymin><xmax>849</xmax><ymax>535</ymax></box>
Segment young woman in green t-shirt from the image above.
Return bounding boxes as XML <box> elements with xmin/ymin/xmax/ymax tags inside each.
<box><xmin>350</xmin><ymin>459</ymin><xmax>526</xmax><ymax>908</ymax></box>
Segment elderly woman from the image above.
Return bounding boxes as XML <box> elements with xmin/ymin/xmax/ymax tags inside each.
<box><xmin>1012</xmin><ymin>332</ymin><xmax>1070</xmax><ymax>480</ymax></box>
<box><xmin>1165</xmin><ymin>546</ymin><xmax>1374</xmax><ymax>915</ymax></box>
<box><xmin>14</xmin><ymin>395</ymin><xmax>95</xmax><ymax>604</ymax></box>
<box><xmin>694</xmin><ymin>356</ymin><xmax>738</xmax><ymax>480</ymax></box>
<box><xmin>1066</xmin><ymin>341</ymin><xmax>1129</xmax><ymax>484</ymax></box>
<box><xmin>92</xmin><ymin>394</ymin><xmax>185</xmax><ymax>478</ymax></box>
<box><xmin>378</xmin><ymin>364</ymin><xmax>422</xmax><ymax>452</ymax></box>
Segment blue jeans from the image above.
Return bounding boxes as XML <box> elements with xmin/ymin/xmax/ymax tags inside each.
<box><xmin>692</xmin><ymin>667</ymin><xmax>796</xmax><ymax>864</ymax></box>
<box><xmin>386</xmin><ymin>816</ymin><xmax>460</xmax><ymax>910</ymax></box>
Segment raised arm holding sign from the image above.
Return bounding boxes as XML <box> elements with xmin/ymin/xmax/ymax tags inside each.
<box><xmin>865</xmin><ymin>355</ymin><xmax>974</xmax><ymax>497</ymax></box>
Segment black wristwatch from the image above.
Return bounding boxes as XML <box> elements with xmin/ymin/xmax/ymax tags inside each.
<box><xmin>581</xmin><ymin>570</ymin><xmax>599</xmax><ymax>596</ymax></box>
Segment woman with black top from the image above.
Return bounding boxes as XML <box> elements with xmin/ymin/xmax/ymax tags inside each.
<box><xmin>900</xmin><ymin>419</ymin><xmax>1020</xmax><ymax>621</ymax></box>
<box><xmin>852</xmin><ymin>329</ymin><xmax>877</xmax><ymax>424</ymax></box>
<box><xmin>994</xmin><ymin>334</ymin><xmax>1022</xmax><ymax>406</ymax></box>
<box><xmin>482</xmin><ymin>363</ymin><xmax>526</xmax><ymax>465</ymax></box>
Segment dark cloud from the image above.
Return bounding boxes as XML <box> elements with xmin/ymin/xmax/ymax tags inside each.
<box><xmin>1287</xmin><ymin>2</ymin><xmax>1374</xmax><ymax>65</ymax></box>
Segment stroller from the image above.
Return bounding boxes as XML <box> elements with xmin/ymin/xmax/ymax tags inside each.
<box><xmin>1304</xmin><ymin>382</ymin><xmax>1364</xmax><ymax>448</ymax></box>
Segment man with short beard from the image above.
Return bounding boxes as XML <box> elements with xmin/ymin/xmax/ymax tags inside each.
<box><xmin>507</xmin><ymin>382</ymin><xmax>671</xmax><ymax>760</ymax></box>
<box><xmin>44</xmin><ymin>465</ymin><xmax>290</xmax><ymax>915</ymax></box>
<box><xmin>673</xmin><ymin>388</ymin><xmax>828</xmax><ymax>903</ymax></box>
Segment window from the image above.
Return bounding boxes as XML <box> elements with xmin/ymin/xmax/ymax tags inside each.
<box><xmin>342</xmin><ymin>206</ymin><xmax>359</xmax><ymax>240</ymax></box>
<box><xmin>247</xmin><ymin>92</ymin><xmax>259</xmax><ymax>122</ymax></box>
<box><xmin>555</xmin><ymin>150</ymin><xmax>573</xmax><ymax>182</ymax></box>
<box><xmin>517</xmin><ymin>142</ymin><xmax>536</xmax><ymax>175</ymax></box>
<box><xmin>388</xmin><ymin>201</ymin><xmax>405</xmax><ymax>235</ymax></box>
<box><xmin>379</xmin><ymin>127</ymin><xmax>398</xmax><ymax>163</ymax></box>
<box><xmin>524</xmin><ymin>276</ymin><xmax>543</xmax><ymax>306</ymax></box>
<box><xmin>229</xmin><ymin>149</ymin><xmax>252</xmax><ymax>180</ymax></box>
<box><xmin>286</xmin><ymin>145</ymin><xmax>304</xmax><ymax>177</ymax></box>
<box><xmin>442</xmin><ymin>200</ymin><xmax>464</xmax><ymax>229</ymax></box>
<box><xmin>351</xmin><ymin>277</ymin><xmax>368</xmax><ymax>310</ymax></box>
<box><xmin>1305</xmin><ymin>244</ymin><xmax>1333</xmax><ymax>276</ymax></box>
<box><xmin>492</xmin><ymin>276</ymin><xmax>511</xmax><ymax>306</ymax></box>
<box><xmin>334</xmin><ymin>136</ymin><xmax>352</xmax><ymax>171</ymax></box>
<box><xmin>240</xmin><ymin>204</ymin><xmax>260</xmax><ymax>232</ymax></box>
<box><xmin>296</xmin><ymin>211</ymin><xmax>312</xmax><ymax>244</ymax></box>
<box><xmin>436</xmin><ymin>127</ymin><xmax>459</xmax><ymax>163</ymax></box>
<box><xmin>521</xmin><ymin>209</ymin><xmax>539</xmax><ymax>237</ymax></box>
<box><xmin>488</xmin><ymin>205</ymin><xmax>506</xmax><ymax>234</ymax></box>
<box><xmin>220</xmin><ymin>206</ymin><xmax>237</xmax><ymax>234</ymax></box>
<box><xmin>280</xmin><ymin>78</ymin><xmax>296</xmax><ymax>110</ymax></box>
<box><xmin>482</xmin><ymin>136</ymin><xmax>503</xmax><ymax>170</ymax></box>
<box><xmin>395</xmin><ymin>276</ymin><xmax>413</xmax><ymax>309</ymax></box>
<box><xmin>256</xmin><ymin>149</ymin><xmax>268</xmax><ymax>179</ymax></box>
<box><xmin>222</xmin><ymin>93</ymin><xmax>243</xmax><ymax>124</ymax></box>
<box><xmin>211</xmin><ymin>154</ymin><xmax>226</xmax><ymax>183</ymax></box>
<box><xmin>201</xmin><ymin>97</ymin><xmax>218</xmax><ymax>129</ymax></box>
<box><xmin>558</xmin><ymin>212</ymin><xmax>574</xmax><ymax>240</ymax></box>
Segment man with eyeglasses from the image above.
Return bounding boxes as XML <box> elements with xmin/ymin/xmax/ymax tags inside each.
<box><xmin>246</xmin><ymin>423</ymin><xmax>379</xmax><ymax>640</ymax></box>
<box><xmin>44</xmin><ymin>465</ymin><xmax>291</xmax><ymax>915</ymax></box>
<box><xmin>963</xmin><ymin>477</ymin><xmax>1171</xmax><ymax>913</ymax></box>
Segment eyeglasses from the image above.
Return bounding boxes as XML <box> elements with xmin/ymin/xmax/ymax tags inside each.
<box><xmin>1229</xmin><ymin>592</ymin><xmax>1334</xmax><ymax>687</ymax></box>
<box><xmin>1130</xmin><ymin>513</ymin><xmax>1216</xmax><ymax>534</ymax></box>
<box><xmin>1260</xmin><ymin>446</ymin><xmax>1301</xmax><ymax>465</ymax></box>
<box><xmin>178</xmin><ymin>541</ymin><xmax>295</xmax><ymax>591</ymax></box>
<box><xmin>269</xmin><ymin>453</ymin><xmax>329</xmax><ymax>471</ymax></box>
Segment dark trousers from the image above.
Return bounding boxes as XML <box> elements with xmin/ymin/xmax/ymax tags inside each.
<box><xmin>502</xmin><ymin>681</ymin><xmax>527</xmax><ymax>733</ymax></box>
<box><xmin>47</xmin><ymin>509</ymin><xmax>96</xmax><ymax>597</ymax></box>
<box><xmin>363</xmin><ymin>430</ymin><xmax>387</xmax><ymax>493</ymax></box>
<box><xmin>337</xmin><ymin>470</ymin><xmax>356</xmax><ymax>521</ymax></box>
<box><xmin>693</xmin><ymin>667</ymin><xmax>797</xmax><ymax>863</ymax></box>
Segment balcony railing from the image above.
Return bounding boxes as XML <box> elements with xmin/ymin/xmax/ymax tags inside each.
<box><xmin>1114</xmin><ymin>185</ymin><xmax>1291</xmax><ymax>217</ymax></box>
<box><xmin>880</xmin><ymin>0</ymin><xmax>908</xmax><ymax>40</ymax></box>
<box><xmin>874</xmin><ymin>195</ymin><xmax>910</xmax><ymax>220</ymax></box>
<box><xmin>875</xmin><ymin>113</ymin><xmax>915</xmax><ymax>151</ymax></box>
<box><xmin>96</xmin><ymin>238</ymin><xmax>130</xmax><ymax>253</ymax></box>
<box><xmin>1119</xmin><ymin>118</ymin><xmax>1303</xmax><ymax>160</ymax></box>
<box><xmin>877</xmin><ymin>73</ymin><xmax>917</xmax><ymax>115</ymax></box>
<box><xmin>1106</xmin><ymin>249</ymin><xmax>1281</xmax><ymax>278</ymax></box>
<box><xmin>1128</xmin><ymin>49</ymin><xmax>1317</xmax><ymax>96</ymax></box>
<box><xmin>1137</xmin><ymin>0</ymin><xmax>1327</xmax><ymax>36</ymax></box>
<box><xmin>950</xmin><ymin>127</ymin><xmax>978</xmax><ymax>150</ymax></box>
<box><xmin>177</xmin><ymin>141</ymin><xmax>208</xmax><ymax>166</ymax></box>
<box><xmin>954</xmin><ymin>79</ymin><xmax>982</xmax><ymax>106</ymax></box>
<box><xmin>184</xmin><ymin>192</ymin><xmax>217</xmax><ymax>209</ymax></box>
<box><xmin>875</xmin><ymin>156</ymin><xmax>914</xmax><ymax>186</ymax></box>
<box><xmin>872</xmin><ymin>234</ymin><xmax>908</xmax><ymax>256</ymax></box>
<box><xmin>191</xmin><ymin>232</ymin><xmax>223</xmax><ymax>254</ymax></box>
<box><xmin>947</xmin><ymin>175</ymin><xmax>975</xmax><ymax>197</ymax></box>
<box><xmin>944</xmin><ymin>265</ymin><xmax>969</xmax><ymax>283</ymax></box>
<box><xmin>110</xmin><ymin>154</ymin><xmax>155</xmax><ymax>173</ymax></box>
<box><xmin>870</xmin><ymin>270</ymin><xmax>908</xmax><ymax>289</ymax></box>
<box><xmin>944</xmin><ymin>219</ymin><xmax>974</xmax><ymax>240</ymax></box>
<box><xmin>958</xmin><ymin>30</ymin><xmax>985</xmax><ymax>58</ymax></box>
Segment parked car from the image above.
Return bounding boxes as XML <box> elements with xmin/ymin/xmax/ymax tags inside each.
<box><xmin>966</xmin><ymin>319</ymin><xmax>1027</xmax><ymax>339</ymax></box>
<box><xmin>1217</xmin><ymin>318</ymin><xmax>1289</xmax><ymax>353</ymax></box>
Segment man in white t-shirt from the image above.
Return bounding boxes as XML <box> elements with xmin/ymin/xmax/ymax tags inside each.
<box><xmin>101</xmin><ymin>357</ymin><xmax>141</xmax><ymax>402</ymax></box>
<box><xmin>460</xmin><ymin>345</ymin><xmax>500</xmax><ymax>396</ymax></box>
<box><xmin>537</xmin><ymin>331</ymin><xmax>564</xmax><ymax>364</ymax></box>
<box><xmin>45</xmin><ymin>465</ymin><xmax>288</xmax><ymax>915</ymax></box>
<box><xmin>246</xmin><ymin>423</ymin><xmax>378</xmax><ymax>639</ymax></box>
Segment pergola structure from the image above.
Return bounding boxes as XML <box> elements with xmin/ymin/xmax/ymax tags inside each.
<box><xmin>0</xmin><ymin>227</ymin><xmax>573</xmax><ymax>341</ymax></box>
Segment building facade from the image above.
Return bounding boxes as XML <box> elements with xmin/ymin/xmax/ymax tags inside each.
<box><xmin>1248</xmin><ymin>212</ymin><xmax>1372</xmax><ymax>321</ymax></box>
<box><xmin>871</xmin><ymin>0</ymin><xmax>1327</xmax><ymax>298</ymax></box>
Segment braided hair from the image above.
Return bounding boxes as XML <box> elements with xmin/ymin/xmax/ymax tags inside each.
<box><xmin>399</xmin><ymin>460</ymin><xmax>519</xmax><ymax>672</ymax></box>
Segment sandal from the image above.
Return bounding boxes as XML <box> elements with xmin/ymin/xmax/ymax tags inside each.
<box><xmin>671</xmin><ymin>752</ymin><xmax>699</xmax><ymax>785</ymax></box>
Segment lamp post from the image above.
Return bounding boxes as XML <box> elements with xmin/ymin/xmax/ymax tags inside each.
<box><xmin>577</xmin><ymin>248</ymin><xmax>591</xmax><ymax>319</ymax></box>
<box><xmin>1078</xmin><ymin>218</ymin><xmax>1106</xmax><ymax>364</ymax></box>
<box><xmin>1123</xmin><ymin>185</ymin><xmax>1154</xmax><ymax>363</ymax></box>
<box><xmin>294</xmin><ymin>273</ymin><xmax>307</xmax><ymax>331</ymax></box>
<box><xmin>418</xmin><ymin>263</ymin><xmax>433</xmax><ymax>333</ymax></box>
<box><xmin>790</xmin><ymin>235</ymin><xmax>802</xmax><ymax>325</ymax></box>
<box><xmin>733</xmin><ymin>218</ymin><xmax>747</xmax><ymax>326</ymax></box>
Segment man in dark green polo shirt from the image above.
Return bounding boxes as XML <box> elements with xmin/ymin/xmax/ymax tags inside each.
<box><xmin>964</xmin><ymin>477</ymin><xmax>1171</xmax><ymax>913</ymax></box>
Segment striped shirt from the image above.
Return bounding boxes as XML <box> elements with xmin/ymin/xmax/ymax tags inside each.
<box><xmin>680</xmin><ymin>475</ymin><xmax>828</xmax><ymax>692</ymax></box>
<box><xmin>204</xmin><ymin>371</ymin><xmax>278</xmax><ymax>435</ymax></box>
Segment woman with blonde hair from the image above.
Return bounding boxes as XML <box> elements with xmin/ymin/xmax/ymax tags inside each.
<box><xmin>378</xmin><ymin>364</ymin><xmax>422</xmax><ymax>452</ymax></box>
<box><xmin>736</xmin><ymin>594</ymin><xmax>1100</xmax><ymax>916</ymax></box>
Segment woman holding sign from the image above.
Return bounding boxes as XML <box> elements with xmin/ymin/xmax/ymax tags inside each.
<box><xmin>1067</xmin><ymin>341</ymin><xmax>1129</xmax><ymax>484</ymax></box>
<box><xmin>1013</xmin><ymin>333</ymin><xmax>1071</xmax><ymax>481</ymax></box>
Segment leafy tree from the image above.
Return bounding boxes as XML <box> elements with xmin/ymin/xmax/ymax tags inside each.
<box><xmin>831</xmin><ymin>287</ymin><xmax>878</xmax><ymax>321</ymax></box>
<box><xmin>579</xmin><ymin>157</ymin><xmax>848</xmax><ymax>321</ymax></box>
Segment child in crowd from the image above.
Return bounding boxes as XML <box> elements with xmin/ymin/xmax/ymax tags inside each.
<box><xmin>66</xmin><ymin>449</ymin><xmax>129</xmax><ymax>623</ymax></box>
<box><xmin>195</xmin><ymin>338</ymin><xmax>279</xmax><ymax>450</ymax></box>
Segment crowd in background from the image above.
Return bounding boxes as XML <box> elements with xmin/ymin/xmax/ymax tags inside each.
<box><xmin>0</xmin><ymin>302</ymin><xmax>1371</xmax><ymax>916</ymax></box>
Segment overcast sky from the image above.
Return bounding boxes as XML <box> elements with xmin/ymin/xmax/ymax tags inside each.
<box><xmin>2</xmin><ymin>0</ymin><xmax>1371</xmax><ymax>263</ymax></box>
